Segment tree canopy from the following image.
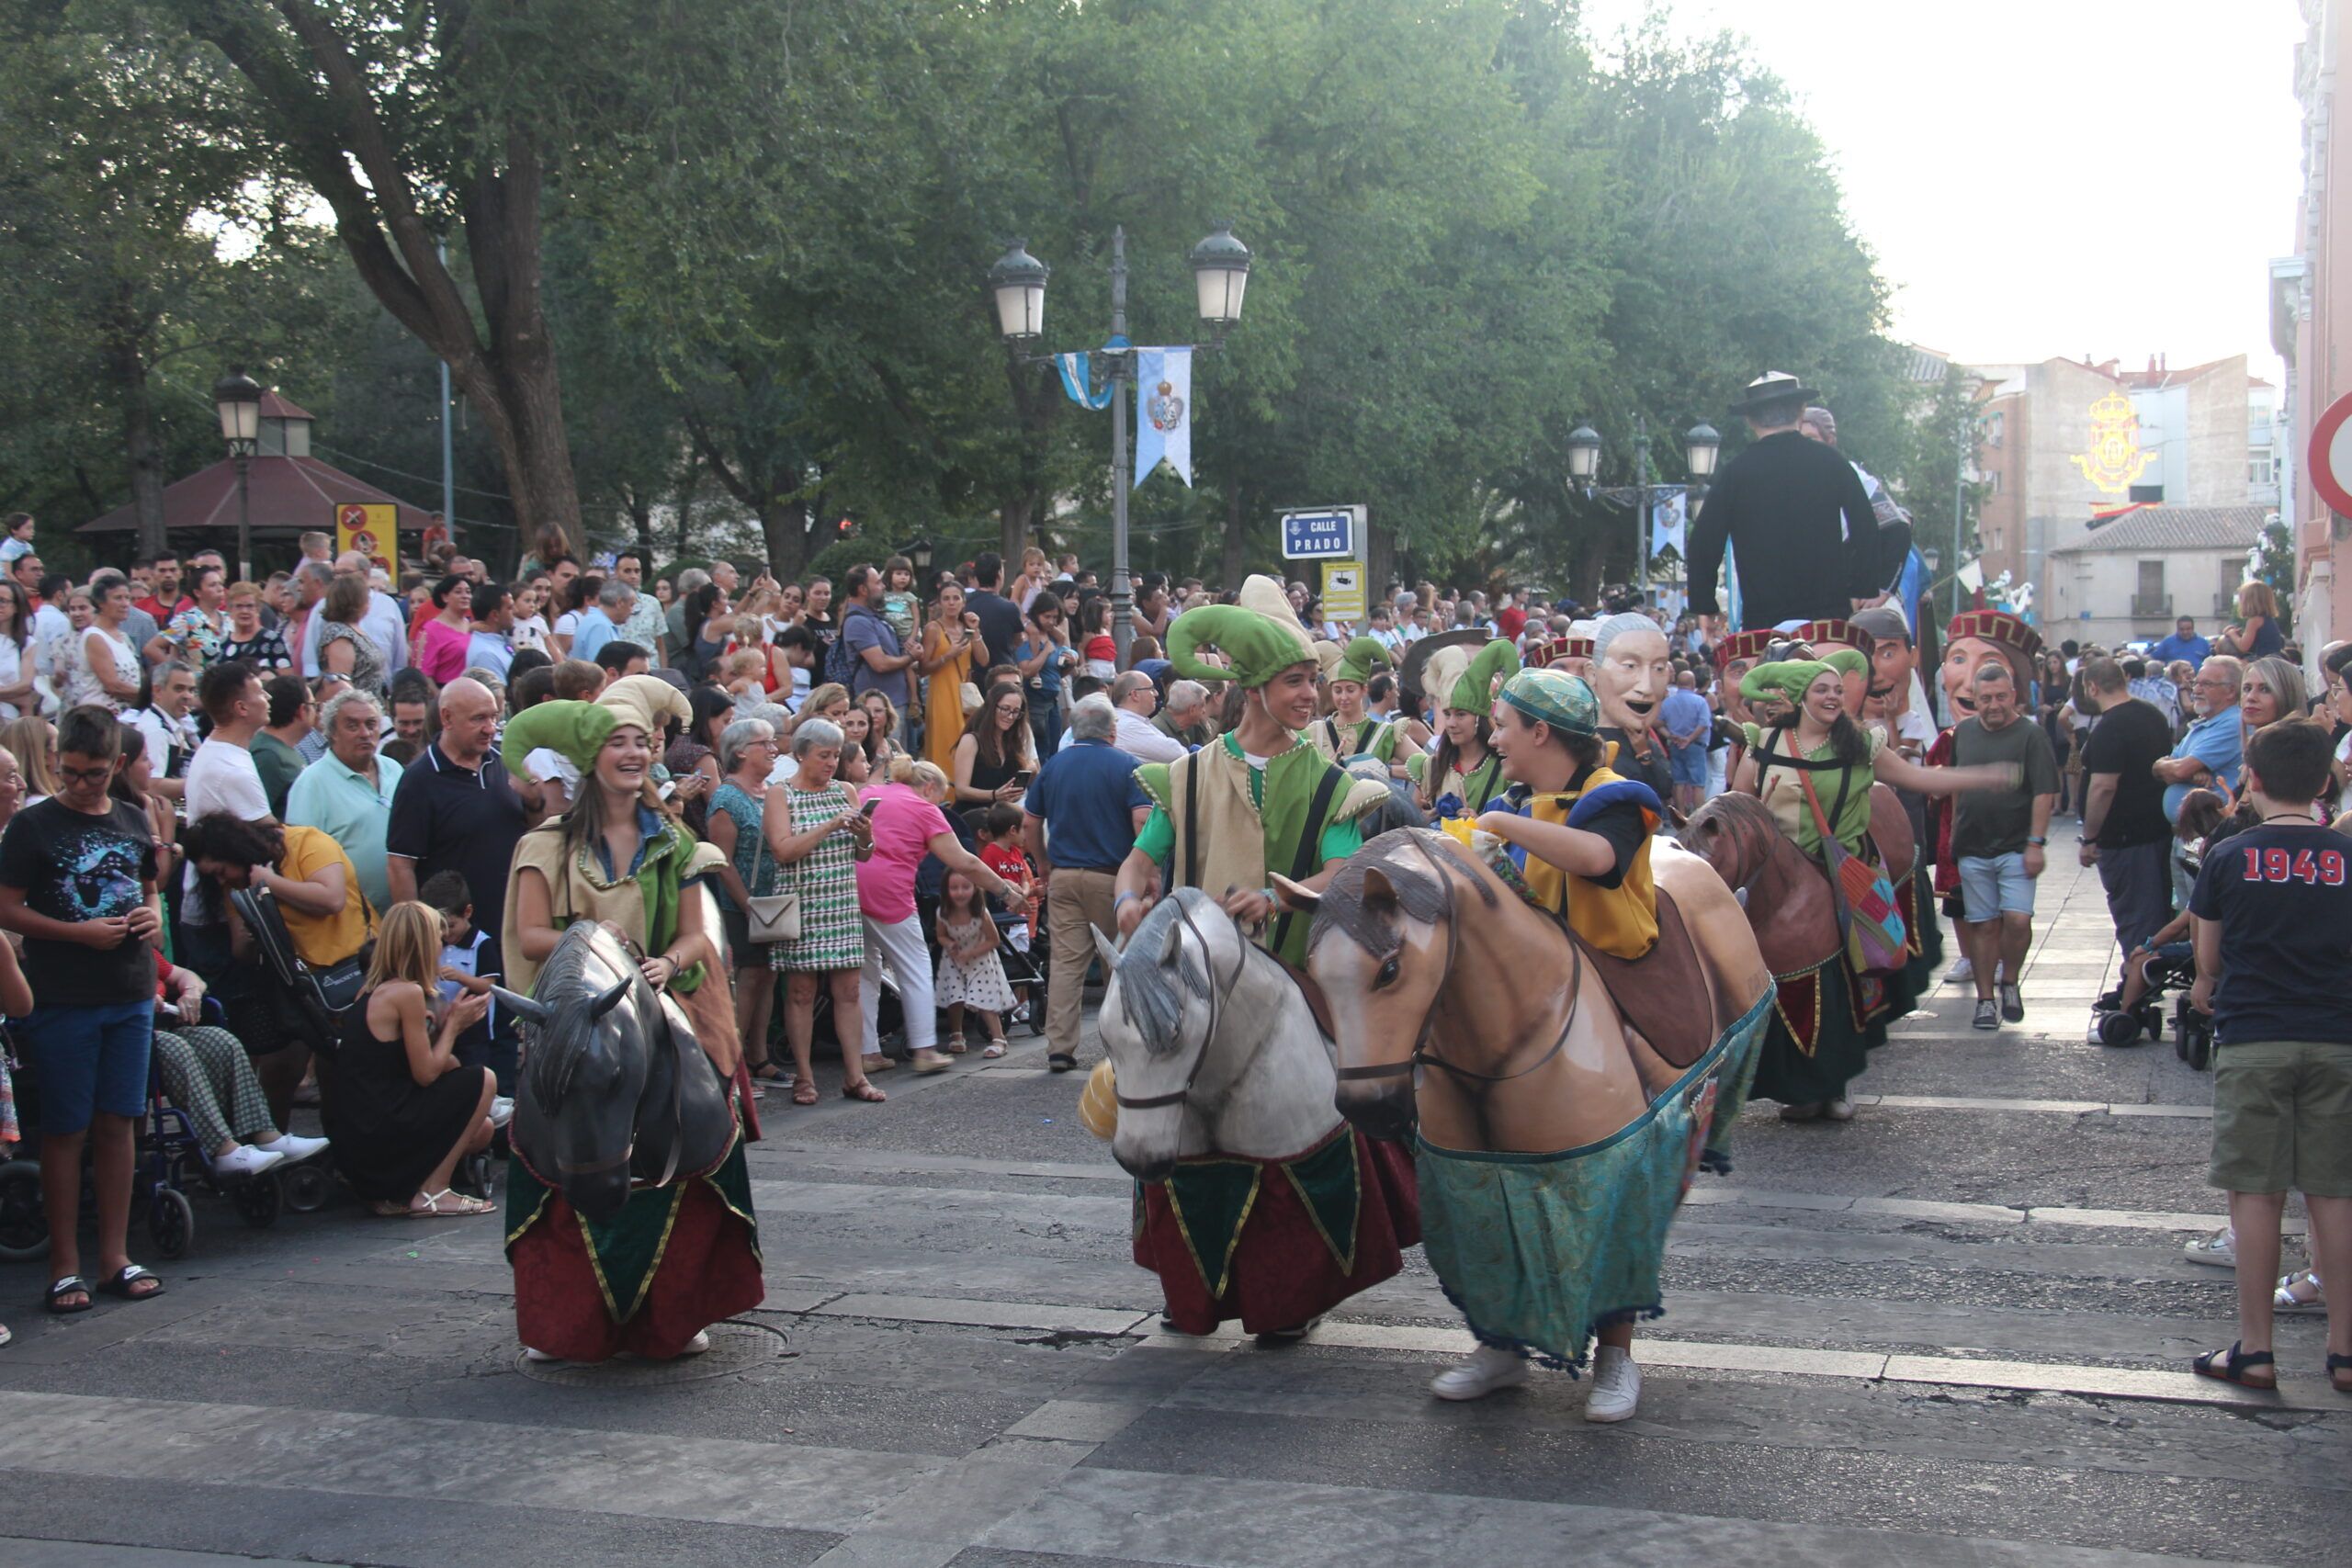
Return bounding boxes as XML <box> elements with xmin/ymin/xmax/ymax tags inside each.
<box><xmin>2</xmin><ymin>0</ymin><xmax>1928</xmax><ymax>597</ymax></box>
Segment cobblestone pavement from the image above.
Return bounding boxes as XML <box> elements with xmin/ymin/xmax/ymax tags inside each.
<box><xmin>2</xmin><ymin>819</ymin><xmax>2344</xmax><ymax>1567</ymax></box>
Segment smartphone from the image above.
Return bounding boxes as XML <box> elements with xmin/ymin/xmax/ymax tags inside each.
<box><xmin>1008</xmin><ymin>771</ymin><xmax>1034</xmax><ymax>790</ymax></box>
<box><xmin>860</xmin><ymin>797</ymin><xmax>881</xmax><ymax>818</ymax></box>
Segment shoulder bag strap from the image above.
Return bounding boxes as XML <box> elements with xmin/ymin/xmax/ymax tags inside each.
<box><xmin>1268</xmin><ymin>761</ymin><xmax>1347</xmax><ymax>961</ymax></box>
<box><xmin>1180</xmin><ymin>751</ymin><xmax>1200</xmax><ymax>890</ymax></box>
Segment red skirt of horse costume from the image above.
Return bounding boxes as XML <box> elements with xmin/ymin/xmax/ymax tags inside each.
<box><xmin>504</xmin><ymin>1107</ymin><xmax>763</xmax><ymax>1362</ymax></box>
<box><xmin>1135</xmin><ymin>1124</ymin><xmax>1419</xmax><ymax>1336</ymax></box>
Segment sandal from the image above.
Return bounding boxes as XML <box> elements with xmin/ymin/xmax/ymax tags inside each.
<box><xmin>408</xmin><ymin>1189</ymin><xmax>495</xmax><ymax>1217</ymax></box>
<box><xmin>96</xmin><ymin>1265</ymin><xmax>164</xmax><ymax>1302</ymax></box>
<box><xmin>2329</xmin><ymin>1352</ymin><xmax>2352</xmax><ymax>1394</ymax></box>
<box><xmin>751</xmin><ymin>1064</ymin><xmax>787</xmax><ymax>1082</ymax></box>
<box><xmin>792</xmin><ymin>1079</ymin><xmax>820</xmax><ymax>1106</ymax></box>
<box><xmin>943</xmin><ymin>1039</ymin><xmax>969</xmax><ymax>1055</ymax></box>
<box><xmin>982</xmin><ymin>1038</ymin><xmax>1008</xmax><ymax>1059</ymax></box>
<box><xmin>2191</xmin><ymin>1342</ymin><xmax>2277</xmax><ymax>1389</ymax></box>
<box><xmin>2275</xmin><ymin>1269</ymin><xmax>2325</xmax><ymax>1314</ymax></box>
<box><xmin>44</xmin><ymin>1276</ymin><xmax>92</xmax><ymax>1315</ymax></box>
<box><xmin>842</xmin><ymin>1080</ymin><xmax>888</xmax><ymax>1103</ymax></box>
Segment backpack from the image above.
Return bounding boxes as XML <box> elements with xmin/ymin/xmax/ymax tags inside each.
<box><xmin>823</xmin><ymin>610</ymin><xmax>865</xmax><ymax>687</ymax></box>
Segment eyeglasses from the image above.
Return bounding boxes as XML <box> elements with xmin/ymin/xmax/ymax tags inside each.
<box><xmin>57</xmin><ymin>763</ymin><xmax>114</xmax><ymax>784</ymax></box>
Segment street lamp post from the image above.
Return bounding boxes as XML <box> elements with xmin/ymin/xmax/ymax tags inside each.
<box><xmin>1566</xmin><ymin>414</ymin><xmax>1719</xmax><ymax>608</ymax></box>
<box><xmin>213</xmin><ymin>367</ymin><xmax>263</xmax><ymax>583</ymax></box>
<box><xmin>989</xmin><ymin>223</ymin><xmax>1250</xmax><ymax>664</ymax></box>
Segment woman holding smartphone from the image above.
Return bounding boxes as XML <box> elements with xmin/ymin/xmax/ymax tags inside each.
<box><xmin>921</xmin><ymin>582</ymin><xmax>987</xmax><ymax>772</ymax></box>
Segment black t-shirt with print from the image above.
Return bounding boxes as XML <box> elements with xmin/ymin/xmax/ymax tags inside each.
<box><xmin>2188</xmin><ymin>822</ymin><xmax>2352</xmax><ymax>1046</ymax></box>
<box><xmin>0</xmin><ymin>796</ymin><xmax>157</xmax><ymax>1006</ymax></box>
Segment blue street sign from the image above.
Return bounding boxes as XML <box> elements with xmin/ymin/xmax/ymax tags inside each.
<box><xmin>1280</xmin><ymin>507</ymin><xmax>1361</xmax><ymax>560</ymax></box>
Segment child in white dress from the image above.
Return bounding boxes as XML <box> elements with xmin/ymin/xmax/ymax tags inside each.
<box><xmin>933</xmin><ymin>870</ymin><xmax>1014</xmax><ymax>1057</ymax></box>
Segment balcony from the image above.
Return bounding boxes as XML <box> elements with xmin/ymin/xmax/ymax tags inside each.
<box><xmin>2131</xmin><ymin>594</ymin><xmax>2172</xmax><ymax>618</ymax></box>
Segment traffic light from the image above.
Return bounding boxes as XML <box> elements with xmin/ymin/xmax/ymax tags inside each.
<box><xmin>834</xmin><ymin>515</ymin><xmax>856</xmax><ymax>540</ymax></box>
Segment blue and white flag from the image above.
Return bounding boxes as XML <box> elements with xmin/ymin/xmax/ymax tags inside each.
<box><xmin>1133</xmin><ymin>346</ymin><xmax>1193</xmax><ymax>488</ymax></box>
<box><xmin>1649</xmin><ymin>489</ymin><xmax>1687</xmax><ymax>558</ymax></box>
<box><xmin>1055</xmin><ymin>351</ymin><xmax>1115</xmax><ymax>411</ymax></box>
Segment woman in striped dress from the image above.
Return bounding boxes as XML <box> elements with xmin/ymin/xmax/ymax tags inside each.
<box><xmin>765</xmin><ymin>717</ymin><xmax>882</xmax><ymax>1103</ymax></box>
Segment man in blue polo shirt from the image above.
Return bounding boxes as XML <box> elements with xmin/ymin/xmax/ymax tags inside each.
<box><xmin>2149</xmin><ymin>616</ymin><xmax>2214</xmax><ymax>672</ymax></box>
<box><xmin>1023</xmin><ymin>694</ymin><xmax>1151</xmax><ymax>1072</ymax></box>
<box><xmin>2158</xmin><ymin>655</ymin><xmax>2245</xmax><ymax>824</ymax></box>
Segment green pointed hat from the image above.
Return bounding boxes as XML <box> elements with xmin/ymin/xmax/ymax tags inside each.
<box><xmin>1167</xmin><ymin>574</ymin><xmax>1317</xmax><ymax>688</ymax></box>
<box><xmin>497</xmin><ymin>675</ymin><xmax>693</xmax><ymax>777</ymax></box>
<box><xmin>1449</xmin><ymin>637</ymin><xmax>1521</xmax><ymax>715</ymax></box>
<box><xmin>1740</xmin><ymin>648</ymin><xmax>1865</xmax><ymax>713</ymax></box>
<box><xmin>1332</xmin><ymin>636</ymin><xmax>1390</xmax><ymax>687</ymax></box>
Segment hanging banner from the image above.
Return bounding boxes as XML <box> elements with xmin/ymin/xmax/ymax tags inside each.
<box><xmin>1134</xmin><ymin>346</ymin><xmax>1193</xmax><ymax>488</ymax></box>
<box><xmin>1056</xmin><ymin>351</ymin><xmax>1114</xmax><ymax>411</ymax></box>
<box><xmin>1649</xmin><ymin>489</ymin><xmax>1687</xmax><ymax>558</ymax></box>
<box><xmin>334</xmin><ymin>502</ymin><xmax>397</xmax><ymax>579</ymax></box>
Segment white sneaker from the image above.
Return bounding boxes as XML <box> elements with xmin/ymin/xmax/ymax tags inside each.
<box><xmin>1945</xmin><ymin>955</ymin><xmax>1973</xmax><ymax>986</ymax></box>
<box><xmin>2183</xmin><ymin>1225</ymin><xmax>2235</xmax><ymax>1268</ymax></box>
<box><xmin>489</xmin><ymin>1096</ymin><xmax>515</xmax><ymax>1130</ymax></box>
<box><xmin>1822</xmin><ymin>1096</ymin><xmax>1855</xmax><ymax>1122</ymax></box>
<box><xmin>1430</xmin><ymin>1344</ymin><xmax>1528</xmax><ymax>1401</ymax></box>
<box><xmin>678</xmin><ymin>1329</ymin><xmax>712</xmax><ymax>1356</ymax></box>
<box><xmin>254</xmin><ymin>1133</ymin><xmax>329</xmax><ymax>1163</ymax></box>
<box><xmin>522</xmin><ymin>1346</ymin><xmax>562</xmax><ymax>1363</ymax></box>
<box><xmin>211</xmin><ymin>1144</ymin><xmax>286</xmax><ymax>1178</ymax></box>
<box><xmin>1585</xmin><ymin>1344</ymin><xmax>1642</xmax><ymax>1423</ymax></box>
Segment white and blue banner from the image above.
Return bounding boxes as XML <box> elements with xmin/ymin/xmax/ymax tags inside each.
<box><xmin>1133</xmin><ymin>346</ymin><xmax>1193</xmax><ymax>488</ymax></box>
<box><xmin>1649</xmin><ymin>488</ymin><xmax>1687</xmax><ymax>558</ymax></box>
<box><xmin>1055</xmin><ymin>350</ymin><xmax>1115</xmax><ymax>411</ymax></box>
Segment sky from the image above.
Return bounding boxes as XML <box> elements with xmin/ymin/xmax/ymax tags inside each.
<box><xmin>1579</xmin><ymin>0</ymin><xmax>2308</xmax><ymax>381</ymax></box>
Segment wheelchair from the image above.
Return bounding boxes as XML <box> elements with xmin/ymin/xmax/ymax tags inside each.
<box><xmin>0</xmin><ymin>1024</ymin><xmax>331</xmax><ymax>1265</ymax></box>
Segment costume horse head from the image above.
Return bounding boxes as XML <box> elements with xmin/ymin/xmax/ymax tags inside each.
<box><xmin>494</xmin><ymin>922</ymin><xmax>736</xmax><ymax>1226</ymax></box>
<box><xmin>1682</xmin><ymin>785</ymin><xmax>1915</xmax><ymax>978</ymax></box>
<box><xmin>1282</xmin><ymin>828</ymin><xmax>1769</xmax><ymax>1155</ymax></box>
<box><xmin>1090</xmin><ymin>888</ymin><xmax>1340</xmax><ymax>1184</ymax></box>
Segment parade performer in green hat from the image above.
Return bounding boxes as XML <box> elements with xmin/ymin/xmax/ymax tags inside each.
<box><xmin>1410</xmin><ymin>638</ymin><xmax>1519</xmax><ymax>818</ymax></box>
<box><xmin>1115</xmin><ymin>577</ymin><xmax>1392</xmax><ymax>968</ymax></box>
<box><xmin>1310</xmin><ymin>637</ymin><xmax>1408</xmax><ymax>774</ymax></box>
<box><xmin>495</xmin><ymin>674</ymin><xmax>763</xmax><ymax>1362</ymax></box>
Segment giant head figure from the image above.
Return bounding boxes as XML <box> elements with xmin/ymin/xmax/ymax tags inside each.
<box><xmin>1712</xmin><ymin>627</ymin><xmax>1778</xmax><ymax>728</ymax></box>
<box><xmin>1939</xmin><ymin>608</ymin><xmax>2041</xmax><ymax>727</ymax></box>
<box><xmin>1591</xmin><ymin>612</ymin><xmax>1672</xmax><ymax>735</ymax></box>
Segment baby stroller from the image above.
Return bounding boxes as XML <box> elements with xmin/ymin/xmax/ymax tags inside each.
<box><xmin>993</xmin><ymin>908</ymin><xmax>1049</xmax><ymax>1036</ymax></box>
<box><xmin>2092</xmin><ymin>942</ymin><xmax>2205</xmax><ymax>1066</ymax></box>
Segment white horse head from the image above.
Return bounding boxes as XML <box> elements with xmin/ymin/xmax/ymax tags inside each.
<box><xmin>1093</xmin><ymin>887</ymin><xmax>1336</xmax><ymax>1182</ymax></box>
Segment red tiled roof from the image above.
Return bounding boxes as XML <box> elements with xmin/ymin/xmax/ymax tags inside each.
<box><xmin>76</xmin><ymin>454</ymin><xmax>430</xmax><ymax>536</ymax></box>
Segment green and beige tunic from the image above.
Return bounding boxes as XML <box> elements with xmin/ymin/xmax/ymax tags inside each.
<box><xmin>1307</xmin><ymin>714</ymin><xmax>1400</xmax><ymax>767</ymax></box>
<box><xmin>1134</xmin><ymin>734</ymin><xmax>1390</xmax><ymax>969</ymax></box>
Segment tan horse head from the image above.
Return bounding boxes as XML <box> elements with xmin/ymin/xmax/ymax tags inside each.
<box><xmin>1684</xmin><ymin>784</ymin><xmax>1916</xmax><ymax>978</ymax></box>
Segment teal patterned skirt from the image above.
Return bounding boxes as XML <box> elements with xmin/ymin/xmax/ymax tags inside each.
<box><xmin>1417</xmin><ymin>988</ymin><xmax>1771</xmax><ymax>1372</ymax></box>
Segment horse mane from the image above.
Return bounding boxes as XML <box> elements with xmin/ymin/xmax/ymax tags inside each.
<box><xmin>1114</xmin><ymin>889</ymin><xmax>1217</xmax><ymax>1055</ymax></box>
<box><xmin>525</xmin><ymin>926</ymin><xmax>628</xmax><ymax>1111</ymax></box>
<box><xmin>1309</xmin><ymin>828</ymin><xmax>1493</xmax><ymax>959</ymax></box>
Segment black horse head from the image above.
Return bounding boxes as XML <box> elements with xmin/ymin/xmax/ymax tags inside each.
<box><xmin>500</xmin><ymin>923</ymin><xmax>731</xmax><ymax>1225</ymax></box>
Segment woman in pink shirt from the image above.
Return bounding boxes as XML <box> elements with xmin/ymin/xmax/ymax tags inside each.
<box><xmin>854</xmin><ymin>758</ymin><xmax>1018</xmax><ymax>1074</ymax></box>
<box><xmin>414</xmin><ymin>574</ymin><xmax>473</xmax><ymax>683</ymax></box>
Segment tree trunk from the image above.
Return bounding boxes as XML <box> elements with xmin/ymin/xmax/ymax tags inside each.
<box><xmin>1220</xmin><ymin>481</ymin><xmax>1248</xmax><ymax>590</ymax></box>
<box><xmin>106</xmin><ymin>311</ymin><xmax>169</xmax><ymax>559</ymax></box>
<box><xmin>761</xmin><ymin>497</ymin><xmax>809</xmax><ymax>582</ymax></box>
<box><xmin>1000</xmin><ymin>490</ymin><xmax>1036</xmax><ymax>566</ymax></box>
<box><xmin>1364</xmin><ymin>514</ymin><xmax>1393</xmax><ymax>609</ymax></box>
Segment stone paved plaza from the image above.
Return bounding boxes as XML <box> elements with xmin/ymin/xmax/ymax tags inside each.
<box><xmin>2</xmin><ymin>821</ymin><xmax>2345</xmax><ymax>1568</ymax></box>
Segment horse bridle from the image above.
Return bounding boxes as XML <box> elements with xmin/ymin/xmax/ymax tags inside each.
<box><xmin>1330</xmin><ymin>831</ymin><xmax>1583</xmax><ymax>1087</ymax></box>
<box><xmin>1113</xmin><ymin>899</ymin><xmax>1253</xmax><ymax>1111</ymax></box>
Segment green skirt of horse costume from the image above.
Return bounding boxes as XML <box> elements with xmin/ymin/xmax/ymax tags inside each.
<box><xmin>1417</xmin><ymin>989</ymin><xmax>1770</xmax><ymax>1371</ymax></box>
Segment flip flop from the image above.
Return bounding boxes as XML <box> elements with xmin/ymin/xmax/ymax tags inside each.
<box><xmin>96</xmin><ymin>1265</ymin><xmax>164</xmax><ymax>1302</ymax></box>
<box><xmin>44</xmin><ymin>1276</ymin><xmax>92</xmax><ymax>1315</ymax></box>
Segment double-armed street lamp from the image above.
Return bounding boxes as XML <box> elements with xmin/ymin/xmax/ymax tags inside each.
<box><xmin>1566</xmin><ymin>414</ymin><xmax>1721</xmax><ymax>603</ymax></box>
<box><xmin>988</xmin><ymin>222</ymin><xmax>1251</xmax><ymax>663</ymax></box>
<box><xmin>213</xmin><ymin>367</ymin><xmax>264</xmax><ymax>584</ymax></box>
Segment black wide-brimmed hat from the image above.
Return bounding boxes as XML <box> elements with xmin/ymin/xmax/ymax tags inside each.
<box><xmin>1727</xmin><ymin>371</ymin><xmax>1820</xmax><ymax>418</ymax></box>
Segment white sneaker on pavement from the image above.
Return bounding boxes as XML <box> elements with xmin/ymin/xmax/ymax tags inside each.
<box><xmin>2183</xmin><ymin>1225</ymin><xmax>2235</xmax><ymax>1268</ymax></box>
<box><xmin>211</xmin><ymin>1144</ymin><xmax>286</xmax><ymax>1178</ymax></box>
<box><xmin>679</xmin><ymin>1329</ymin><xmax>712</xmax><ymax>1356</ymax></box>
<box><xmin>1822</xmin><ymin>1096</ymin><xmax>1855</xmax><ymax>1122</ymax></box>
<box><xmin>254</xmin><ymin>1133</ymin><xmax>329</xmax><ymax>1163</ymax></box>
<box><xmin>522</xmin><ymin>1346</ymin><xmax>562</xmax><ymax>1363</ymax></box>
<box><xmin>1430</xmin><ymin>1344</ymin><xmax>1529</xmax><ymax>1401</ymax></box>
<box><xmin>1945</xmin><ymin>955</ymin><xmax>1973</xmax><ymax>986</ymax></box>
<box><xmin>489</xmin><ymin>1096</ymin><xmax>515</xmax><ymax>1130</ymax></box>
<box><xmin>1585</xmin><ymin>1344</ymin><xmax>1642</xmax><ymax>1423</ymax></box>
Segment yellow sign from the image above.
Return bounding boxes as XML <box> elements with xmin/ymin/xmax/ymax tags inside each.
<box><xmin>2070</xmin><ymin>390</ymin><xmax>2155</xmax><ymax>494</ymax></box>
<box><xmin>1321</xmin><ymin>559</ymin><xmax>1367</xmax><ymax>624</ymax></box>
<box><xmin>334</xmin><ymin>502</ymin><xmax>397</xmax><ymax>578</ymax></box>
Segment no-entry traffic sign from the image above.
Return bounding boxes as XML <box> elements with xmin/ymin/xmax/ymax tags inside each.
<box><xmin>2310</xmin><ymin>389</ymin><xmax>2352</xmax><ymax>519</ymax></box>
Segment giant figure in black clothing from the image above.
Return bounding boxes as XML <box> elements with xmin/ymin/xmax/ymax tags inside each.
<box><xmin>1687</xmin><ymin>373</ymin><xmax>1884</xmax><ymax>631</ymax></box>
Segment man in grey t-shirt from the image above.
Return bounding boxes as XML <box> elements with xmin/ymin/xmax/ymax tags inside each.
<box><xmin>1950</xmin><ymin>660</ymin><xmax>2061</xmax><ymax>1029</ymax></box>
